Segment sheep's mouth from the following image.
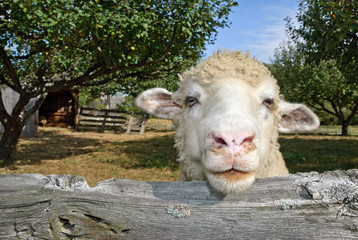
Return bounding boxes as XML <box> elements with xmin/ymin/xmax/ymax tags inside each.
<box><xmin>210</xmin><ymin>169</ymin><xmax>254</xmax><ymax>181</ymax></box>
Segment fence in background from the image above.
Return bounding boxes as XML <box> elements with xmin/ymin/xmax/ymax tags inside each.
<box><xmin>76</xmin><ymin>107</ymin><xmax>148</xmax><ymax>134</ymax></box>
<box><xmin>314</xmin><ymin>126</ymin><xmax>358</xmax><ymax>136</ymax></box>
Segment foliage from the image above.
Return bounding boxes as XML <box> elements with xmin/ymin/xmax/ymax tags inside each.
<box><xmin>77</xmin><ymin>67</ymin><xmax>181</xmax><ymax>108</ymax></box>
<box><xmin>78</xmin><ymin>87</ymin><xmax>101</xmax><ymax>108</ymax></box>
<box><xmin>270</xmin><ymin>41</ymin><xmax>358</xmax><ymax>134</ymax></box>
<box><xmin>286</xmin><ymin>0</ymin><xmax>358</xmax><ymax>81</ymax></box>
<box><xmin>271</xmin><ymin>0</ymin><xmax>358</xmax><ymax>135</ymax></box>
<box><xmin>116</xmin><ymin>96</ymin><xmax>142</xmax><ymax>114</ymax></box>
<box><xmin>0</xmin><ymin>0</ymin><xmax>238</xmax><ymax>160</ymax></box>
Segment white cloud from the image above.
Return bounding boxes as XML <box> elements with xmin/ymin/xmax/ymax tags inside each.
<box><xmin>204</xmin><ymin>1</ymin><xmax>298</xmax><ymax>63</ymax></box>
<box><xmin>243</xmin><ymin>5</ymin><xmax>297</xmax><ymax>62</ymax></box>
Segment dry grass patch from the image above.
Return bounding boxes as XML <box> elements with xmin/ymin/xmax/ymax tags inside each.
<box><xmin>0</xmin><ymin>127</ymin><xmax>178</xmax><ymax>187</ymax></box>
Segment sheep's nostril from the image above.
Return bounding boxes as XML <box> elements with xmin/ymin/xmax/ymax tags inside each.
<box><xmin>214</xmin><ymin>137</ymin><xmax>228</xmax><ymax>146</ymax></box>
<box><xmin>211</xmin><ymin>132</ymin><xmax>256</xmax><ymax>150</ymax></box>
<box><xmin>242</xmin><ymin>135</ymin><xmax>254</xmax><ymax>145</ymax></box>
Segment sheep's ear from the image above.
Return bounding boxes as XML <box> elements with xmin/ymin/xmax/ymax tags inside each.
<box><xmin>135</xmin><ymin>88</ymin><xmax>182</xmax><ymax>119</ymax></box>
<box><xmin>278</xmin><ymin>101</ymin><xmax>320</xmax><ymax>133</ymax></box>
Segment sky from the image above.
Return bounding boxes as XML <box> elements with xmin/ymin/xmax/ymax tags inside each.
<box><xmin>204</xmin><ymin>0</ymin><xmax>299</xmax><ymax>63</ymax></box>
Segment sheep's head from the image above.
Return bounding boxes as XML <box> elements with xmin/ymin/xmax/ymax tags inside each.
<box><xmin>135</xmin><ymin>51</ymin><xmax>319</xmax><ymax>194</ymax></box>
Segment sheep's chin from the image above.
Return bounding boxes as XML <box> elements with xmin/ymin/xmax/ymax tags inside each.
<box><xmin>206</xmin><ymin>171</ymin><xmax>256</xmax><ymax>194</ymax></box>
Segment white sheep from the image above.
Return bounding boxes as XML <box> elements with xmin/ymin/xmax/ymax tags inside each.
<box><xmin>135</xmin><ymin>50</ymin><xmax>319</xmax><ymax>194</ymax></box>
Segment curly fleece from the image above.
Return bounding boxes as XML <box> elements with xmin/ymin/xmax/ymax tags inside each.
<box><xmin>172</xmin><ymin>50</ymin><xmax>289</xmax><ymax>181</ymax></box>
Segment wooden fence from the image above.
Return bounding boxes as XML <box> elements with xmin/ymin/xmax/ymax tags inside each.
<box><xmin>76</xmin><ymin>107</ymin><xmax>148</xmax><ymax>134</ymax></box>
<box><xmin>1</xmin><ymin>170</ymin><xmax>358</xmax><ymax>239</ymax></box>
<box><xmin>315</xmin><ymin>126</ymin><xmax>358</xmax><ymax>136</ymax></box>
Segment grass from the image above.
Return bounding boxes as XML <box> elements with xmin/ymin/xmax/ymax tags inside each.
<box><xmin>1</xmin><ymin>124</ymin><xmax>357</xmax><ymax>186</ymax></box>
<box><xmin>0</xmin><ymin>127</ymin><xmax>179</xmax><ymax>187</ymax></box>
<box><xmin>279</xmin><ymin>134</ymin><xmax>358</xmax><ymax>173</ymax></box>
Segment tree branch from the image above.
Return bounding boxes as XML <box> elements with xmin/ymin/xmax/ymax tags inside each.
<box><xmin>4</xmin><ymin>26</ymin><xmax>48</xmax><ymax>40</ymax></box>
<box><xmin>11</xmin><ymin>94</ymin><xmax>30</xmax><ymax>121</ymax></box>
<box><xmin>0</xmin><ymin>47</ymin><xmax>22</xmax><ymax>93</ymax></box>
<box><xmin>22</xmin><ymin>93</ymin><xmax>48</xmax><ymax>125</ymax></box>
<box><xmin>7</xmin><ymin>21</ymin><xmax>180</xmax><ymax>96</ymax></box>
<box><xmin>346</xmin><ymin>102</ymin><xmax>358</xmax><ymax>124</ymax></box>
<box><xmin>79</xmin><ymin>76</ymin><xmax>113</xmax><ymax>87</ymax></box>
<box><xmin>0</xmin><ymin>73</ymin><xmax>15</xmax><ymax>90</ymax></box>
<box><xmin>329</xmin><ymin>100</ymin><xmax>340</xmax><ymax>119</ymax></box>
<box><xmin>36</xmin><ymin>61</ymin><xmax>49</xmax><ymax>81</ymax></box>
<box><xmin>92</xmin><ymin>34</ymin><xmax>106</xmax><ymax>63</ymax></box>
<box><xmin>80</xmin><ymin>70</ymin><xmax>148</xmax><ymax>87</ymax></box>
<box><xmin>9</xmin><ymin>48</ymin><xmax>50</xmax><ymax>60</ymax></box>
<box><xmin>310</xmin><ymin>96</ymin><xmax>336</xmax><ymax>116</ymax></box>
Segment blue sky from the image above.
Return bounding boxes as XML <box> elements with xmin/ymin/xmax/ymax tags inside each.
<box><xmin>204</xmin><ymin>0</ymin><xmax>299</xmax><ymax>63</ymax></box>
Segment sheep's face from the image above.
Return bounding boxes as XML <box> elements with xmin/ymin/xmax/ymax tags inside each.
<box><xmin>135</xmin><ymin>78</ymin><xmax>319</xmax><ymax>194</ymax></box>
<box><xmin>174</xmin><ymin>78</ymin><xmax>278</xmax><ymax>193</ymax></box>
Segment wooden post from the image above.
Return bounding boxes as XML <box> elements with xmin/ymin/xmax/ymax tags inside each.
<box><xmin>74</xmin><ymin>107</ymin><xmax>82</xmax><ymax>130</ymax></box>
<box><xmin>1</xmin><ymin>170</ymin><xmax>358</xmax><ymax>239</ymax></box>
<box><xmin>139</xmin><ymin>122</ymin><xmax>145</xmax><ymax>135</ymax></box>
<box><xmin>139</xmin><ymin>114</ymin><xmax>148</xmax><ymax>135</ymax></box>
<box><xmin>100</xmin><ymin>110</ymin><xmax>108</xmax><ymax>132</ymax></box>
<box><xmin>126</xmin><ymin>115</ymin><xmax>134</xmax><ymax>133</ymax></box>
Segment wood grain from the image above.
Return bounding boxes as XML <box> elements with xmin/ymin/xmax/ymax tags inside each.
<box><xmin>1</xmin><ymin>170</ymin><xmax>358</xmax><ymax>239</ymax></box>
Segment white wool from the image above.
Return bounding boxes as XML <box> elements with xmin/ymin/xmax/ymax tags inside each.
<box><xmin>173</xmin><ymin>51</ymin><xmax>288</xmax><ymax>181</ymax></box>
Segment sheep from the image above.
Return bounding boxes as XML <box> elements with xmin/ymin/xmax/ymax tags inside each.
<box><xmin>135</xmin><ymin>50</ymin><xmax>319</xmax><ymax>194</ymax></box>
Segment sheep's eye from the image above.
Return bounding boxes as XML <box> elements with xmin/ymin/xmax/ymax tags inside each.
<box><xmin>263</xmin><ymin>98</ymin><xmax>274</xmax><ymax>108</ymax></box>
<box><xmin>185</xmin><ymin>96</ymin><xmax>198</xmax><ymax>107</ymax></box>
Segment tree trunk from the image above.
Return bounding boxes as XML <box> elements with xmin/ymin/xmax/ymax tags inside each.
<box><xmin>0</xmin><ymin>119</ymin><xmax>24</xmax><ymax>164</ymax></box>
<box><xmin>341</xmin><ymin>120</ymin><xmax>349</xmax><ymax>136</ymax></box>
<box><xmin>0</xmin><ymin>89</ymin><xmax>46</xmax><ymax>163</ymax></box>
<box><xmin>1</xmin><ymin>171</ymin><xmax>358</xmax><ymax>239</ymax></box>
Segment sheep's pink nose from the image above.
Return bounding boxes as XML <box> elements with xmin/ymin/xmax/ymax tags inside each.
<box><xmin>211</xmin><ymin>132</ymin><xmax>256</xmax><ymax>154</ymax></box>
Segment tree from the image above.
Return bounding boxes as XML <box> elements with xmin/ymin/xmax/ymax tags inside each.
<box><xmin>0</xmin><ymin>0</ymin><xmax>238</xmax><ymax>162</ymax></box>
<box><xmin>276</xmin><ymin>0</ymin><xmax>358</xmax><ymax>135</ymax></box>
<box><xmin>269</xmin><ymin>41</ymin><xmax>357</xmax><ymax>135</ymax></box>
<box><xmin>78</xmin><ymin>56</ymin><xmax>188</xmax><ymax>106</ymax></box>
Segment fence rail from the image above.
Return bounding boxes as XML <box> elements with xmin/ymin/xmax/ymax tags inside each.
<box><xmin>1</xmin><ymin>170</ymin><xmax>358</xmax><ymax>239</ymax></box>
<box><xmin>314</xmin><ymin>126</ymin><xmax>358</xmax><ymax>136</ymax></box>
<box><xmin>76</xmin><ymin>107</ymin><xmax>148</xmax><ymax>134</ymax></box>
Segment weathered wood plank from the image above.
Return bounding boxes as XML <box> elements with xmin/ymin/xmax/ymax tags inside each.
<box><xmin>1</xmin><ymin>170</ymin><xmax>358</xmax><ymax>239</ymax></box>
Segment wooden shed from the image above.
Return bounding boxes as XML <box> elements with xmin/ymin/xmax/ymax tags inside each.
<box><xmin>39</xmin><ymin>89</ymin><xmax>79</xmax><ymax>127</ymax></box>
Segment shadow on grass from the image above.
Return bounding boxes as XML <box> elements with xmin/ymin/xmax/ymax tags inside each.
<box><xmin>1</xmin><ymin>129</ymin><xmax>178</xmax><ymax>171</ymax></box>
<box><xmin>1</xmin><ymin>131</ymin><xmax>105</xmax><ymax>167</ymax></box>
<box><xmin>97</xmin><ymin>134</ymin><xmax>178</xmax><ymax>171</ymax></box>
<box><xmin>279</xmin><ymin>136</ymin><xmax>358</xmax><ymax>173</ymax></box>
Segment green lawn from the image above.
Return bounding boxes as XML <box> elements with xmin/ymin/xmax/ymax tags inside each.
<box><xmin>279</xmin><ymin>135</ymin><xmax>358</xmax><ymax>173</ymax></box>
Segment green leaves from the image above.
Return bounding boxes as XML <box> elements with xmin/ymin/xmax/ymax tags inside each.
<box><xmin>1</xmin><ymin>0</ymin><xmax>238</xmax><ymax>95</ymax></box>
<box><xmin>287</xmin><ymin>0</ymin><xmax>357</xmax><ymax>80</ymax></box>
